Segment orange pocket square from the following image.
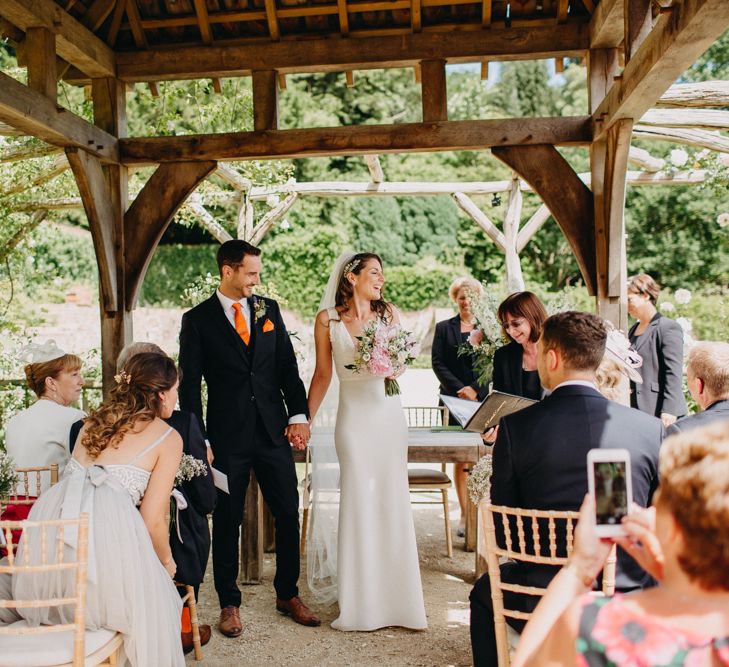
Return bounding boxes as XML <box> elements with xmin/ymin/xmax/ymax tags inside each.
<box><xmin>262</xmin><ymin>319</ymin><xmax>275</xmax><ymax>332</ymax></box>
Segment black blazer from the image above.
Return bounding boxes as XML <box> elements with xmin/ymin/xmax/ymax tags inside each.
<box><xmin>431</xmin><ymin>315</ymin><xmax>487</xmax><ymax>400</ymax></box>
<box><xmin>492</xmin><ymin>384</ymin><xmax>664</xmax><ymax>593</ymax></box>
<box><xmin>492</xmin><ymin>340</ymin><xmax>542</xmax><ymax>400</ymax></box>
<box><xmin>629</xmin><ymin>312</ymin><xmax>687</xmax><ymax>418</ymax></box>
<box><xmin>666</xmin><ymin>399</ymin><xmax>729</xmax><ymax>436</ymax></box>
<box><xmin>178</xmin><ymin>294</ymin><xmax>308</xmax><ymax>458</ymax></box>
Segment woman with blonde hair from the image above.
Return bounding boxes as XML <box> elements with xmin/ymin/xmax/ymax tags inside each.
<box><xmin>5</xmin><ymin>340</ymin><xmax>85</xmax><ymax>486</ymax></box>
<box><xmin>6</xmin><ymin>352</ymin><xmax>185</xmax><ymax>666</ymax></box>
<box><xmin>432</xmin><ymin>276</ymin><xmax>487</xmax><ymax>537</ymax></box>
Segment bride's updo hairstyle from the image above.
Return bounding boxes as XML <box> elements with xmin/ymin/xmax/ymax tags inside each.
<box><xmin>80</xmin><ymin>352</ymin><xmax>178</xmax><ymax>459</ymax></box>
<box><xmin>335</xmin><ymin>252</ymin><xmax>392</xmax><ymax>322</ymax></box>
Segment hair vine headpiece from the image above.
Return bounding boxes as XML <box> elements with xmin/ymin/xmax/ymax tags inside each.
<box><xmin>114</xmin><ymin>370</ymin><xmax>132</xmax><ymax>385</ymax></box>
<box><xmin>343</xmin><ymin>258</ymin><xmax>361</xmax><ymax>276</ymax></box>
<box><xmin>604</xmin><ymin>324</ymin><xmax>643</xmax><ymax>384</ymax></box>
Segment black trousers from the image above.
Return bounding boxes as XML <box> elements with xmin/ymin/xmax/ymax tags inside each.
<box><xmin>212</xmin><ymin>416</ymin><xmax>300</xmax><ymax>608</ymax></box>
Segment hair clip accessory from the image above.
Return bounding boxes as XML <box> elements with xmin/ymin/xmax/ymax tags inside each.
<box><xmin>343</xmin><ymin>258</ymin><xmax>361</xmax><ymax>276</ymax></box>
<box><xmin>114</xmin><ymin>370</ymin><xmax>132</xmax><ymax>385</ymax></box>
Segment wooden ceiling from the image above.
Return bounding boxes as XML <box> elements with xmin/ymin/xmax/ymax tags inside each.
<box><xmin>53</xmin><ymin>0</ymin><xmax>596</xmax><ymax>53</ymax></box>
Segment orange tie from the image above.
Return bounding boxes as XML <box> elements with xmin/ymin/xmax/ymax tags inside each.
<box><xmin>232</xmin><ymin>302</ymin><xmax>250</xmax><ymax>345</ymax></box>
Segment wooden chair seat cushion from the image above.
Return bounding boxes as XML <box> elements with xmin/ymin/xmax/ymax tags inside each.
<box><xmin>408</xmin><ymin>468</ymin><xmax>451</xmax><ymax>484</ymax></box>
<box><xmin>0</xmin><ymin>622</ymin><xmax>118</xmax><ymax>666</ymax></box>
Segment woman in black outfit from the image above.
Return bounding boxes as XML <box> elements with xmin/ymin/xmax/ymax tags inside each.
<box><xmin>492</xmin><ymin>291</ymin><xmax>548</xmax><ymax>402</ymax></box>
<box><xmin>627</xmin><ymin>273</ymin><xmax>687</xmax><ymax>427</ymax></box>
<box><xmin>432</xmin><ymin>277</ymin><xmax>488</xmax><ymax>537</ymax></box>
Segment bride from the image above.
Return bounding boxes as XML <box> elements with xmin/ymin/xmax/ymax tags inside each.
<box><xmin>307</xmin><ymin>251</ymin><xmax>427</xmax><ymax>631</ymax></box>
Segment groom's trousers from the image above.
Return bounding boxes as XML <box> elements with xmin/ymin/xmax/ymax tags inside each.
<box><xmin>212</xmin><ymin>415</ymin><xmax>300</xmax><ymax>608</ymax></box>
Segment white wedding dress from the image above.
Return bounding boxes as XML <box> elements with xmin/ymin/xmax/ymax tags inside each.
<box><xmin>0</xmin><ymin>429</ymin><xmax>184</xmax><ymax>666</ymax></box>
<box><xmin>327</xmin><ymin>308</ymin><xmax>427</xmax><ymax>631</ymax></box>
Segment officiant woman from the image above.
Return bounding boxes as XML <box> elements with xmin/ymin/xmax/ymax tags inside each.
<box><xmin>432</xmin><ymin>276</ymin><xmax>488</xmax><ymax>538</ymax></box>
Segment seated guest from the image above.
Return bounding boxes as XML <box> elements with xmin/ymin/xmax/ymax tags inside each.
<box><xmin>627</xmin><ymin>273</ymin><xmax>687</xmax><ymax>427</ymax></box>
<box><xmin>4</xmin><ymin>353</ymin><xmax>185</xmax><ymax>665</ymax></box>
<box><xmin>469</xmin><ymin>312</ymin><xmax>665</xmax><ymax>667</ymax></box>
<box><xmin>71</xmin><ymin>342</ymin><xmax>217</xmax><ymax>655</ymax></box>
<box><xmin>432</xmin><ymin>276</ymin><xmax>488</xmax><ymax>537</ymax></box>
<box><xmin>5</xmin><ymin>340</ymin><xmax>85</xmax><ymax>490</ymax></box>
<box><xmin>513</xmin><ymin>422</ymin><xmax>729</xmax><ymax>667</ymax></box>
<box><xmin>668</xmin><ymin>341</ymin><xmax>729</xmax><ymax>435</ymax></box>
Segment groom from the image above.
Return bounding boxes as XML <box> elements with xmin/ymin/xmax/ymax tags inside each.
<box><xmin>179</xmin><ymin>239</ymin><xmax>320</xmax><ymax>637</ymax></box>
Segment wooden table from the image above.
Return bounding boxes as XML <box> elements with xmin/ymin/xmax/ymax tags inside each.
<box><xmin>239</xmin><ymin>427</ymin><xmax>487</xmax><ymax>583</ymax></box>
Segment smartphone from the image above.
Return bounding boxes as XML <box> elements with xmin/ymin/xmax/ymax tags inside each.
<box><xmin>587</xmin><ymin>448</ymin><xmax>632</xmax><ymax>537</ymax></box>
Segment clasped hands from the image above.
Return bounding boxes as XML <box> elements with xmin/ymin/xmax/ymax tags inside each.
<box><xmin>285</xmin><ymin>422</ymin><xmax>311</xmax><ymax>451</ymax></box>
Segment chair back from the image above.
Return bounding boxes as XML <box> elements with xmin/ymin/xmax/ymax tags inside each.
<box><xmin>0</xmin><ymin>514</ymin><xmax>90</xmax><ymax>667</ymax></box>
<box><xmin>403</xmin><ymin>406</ymin><xmax>448</xmax><ymax>428</ymax></box>
<box><xmin>5</xmin><ymin>465</ymin><xmax>60</xmax><ymax>506</ymax></box>
<box><xmin>482</xmin><ymin>502</ymin><xmax>617</xmax><ymax>667</ymax></box>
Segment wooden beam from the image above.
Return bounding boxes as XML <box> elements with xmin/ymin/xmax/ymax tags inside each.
<box><xmin>593</xmin><ymin>0</ymin><xmax>729</xmax><ymax>138</ymax></box>
<box><xmin>106</xmin><ymin>0</ymin><xmax>126</xmax><ymax>47</ymax></box>
<box><xmin>364</xmin><ymin>155</ymin><xmax>384</xmax><ymax>183</ymax></box>
<box><xmin>120</xmin><ymin>116</ymin><xmax>591</xmax><ymax>163</ymax></box>
<box><xmin>264</xmin><ymin>0</ymin><xmax>280</xmax><ymax>40</ymax></box>
<box><xmin>26</xmin><ymin>28</ymin><xmax>57</xmax><ymax>103</ymax></box>
<box><xmin>125</xmin><ymin>0</ymin><xmax>148</xmax><ymax>49</ymax></box>
<box><xmin>452</xmin><ymin>192</ymin><xmax>506</xmax><ymax>250</ymax></box>
<box><xmin>516</xmin><ymin>204</ymin><xmax>551</xmax><ymax>252</ymax></box>
<box><xmin>115</xmin><ymin>23</ymin><xmax>590</xmax><ymax>81</ymax></box>
<box><xmin>193</xmin><ymin>0</ymin><xmax>213</xmax><ymax>45</ymax></box>
<box><xmin>0</xmin><ymin>71</ymin><xmax>118</xmax><ymax>162</ymax></box>
<box><xmin>481</xmin><ymin>0</ymin><xmax>491</xmax><ymax>27</ymax></box>
<box><xmin>420</xmin><ymin>59</ymin><xmax>447</xmax><ymax>122</ymax></box>
<box><xmin>124</xmin><ymin>161</ymin><xmax>217</xmax><ymax>307</ymax></box>
<box><xmin>632</xmin><ymin>125</ymin><xmax>729</xmax><ymax>152</ymax></box>
<box><xmin>216</xmin><ymin>163</ymin><xmax>252</xmax><ymax>190</ymax></box>
<box><xmin>337</xmin><ymin>0</ymin><xmax>350</xmax><ymax>34</ymax></box>
<box><xmin>639</xmin><ymin>108</ymin><xmax>729</xmax><ymax>131</ymax></box>
<box><xmin>503</xmin><ymin>175</ymin><xmax>525</xmax><ymax>293</ymax></box>
<box><xmin>628</xmin><ymin>146</ymin><xmax>664</xmax><ymax>173</ymax></box>
<box><xmin>623</xmin><ymin>0</ymin><xmax>651</xmax><ymax>63</ymax></box>
<box><xmin>252</xmin><ymin>70</ymin><xmax>279</xmax><ymax>131</ymax></box>
<box><xmin>251</xmin><ymin>192</ymin><xmax>298</xmax><ymax>244</ymax></box>
<box><xmin>492</xmin><ymin>145</ymin><xmax>597</xmax><ymax>295</ymax></box>
<box><xmin>83</xmin><ymin>0</ymin><xmax>117</xmax><ymax>31</ymax></box>
<box><xmin>0</xmin><ymin>0</ymin><xmax>115</xmax><ymax>78</ymax></box>
<box><xmin>588</xmin><ymin>48</ymin><xmax>619</xmax><ymax>114</ymax></box>
<box><xmin>411</xmin><ymin>0</ymin><xmax>422</xmax><ymax>32</ymax></box>
<box><xmin>345</xmin><ymin>71</ymin><xmax>355</xmax><ymax>86</ymax></box>
<box><xmin>557</xmin><ymin>0</ymin><xmax>569</xmax><ymax>24</ymax></box>
<box><xmin>656</xmin><ymin>81</ymin><xmax>729</xmax><ymax>108</ymax></box>
<box><xmin>590</xmin><ymin>0</ymin><xmax>623</xmax><ymax>48</ymax></box>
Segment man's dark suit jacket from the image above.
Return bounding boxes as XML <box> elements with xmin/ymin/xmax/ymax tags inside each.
<box><xmin>178</xmin><ymin>294</ymin><xmax>308</xmax><ymax>459</ymax></box>
<box><xmin>70</xmin><ymin>411</ymin><xmax>217</xmax><ymax>586</ymax></box>
<box><xmin>667</xmin><ymin>399</ymin><xmax>729</xmax><ymax>436</ymax></box>
<box><xmin>629</xmin><ymin>312</ymin><xmax>687</xmax><ymax>418</ymax></box>
<box><xmin>491</xmin><ymin>384</ymin><xmax>665</xmax><ymax>594</ymax></box>
<box><xmin>431</xmin><ymin>315</ymin><xmax>487</xmax><ymax>400</ymax></box>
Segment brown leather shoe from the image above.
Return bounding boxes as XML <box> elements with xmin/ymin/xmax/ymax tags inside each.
<box><xmin>275</xmin><ymin>596</ymin><xmax>321</xmax><ymax>627</ymax></box>
<box><xmin>218</xmin><ymin>606</ymin><xmax>243</xmax><ymax>637</ymax></box>
<box><xmin>182</xmin><ymin>624</ymin><xmax>212</xmax><ymax>654</ymax></box>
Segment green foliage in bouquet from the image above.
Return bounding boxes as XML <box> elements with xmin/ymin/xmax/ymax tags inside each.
<box><xmin>0</xmin><ymin>450</ymin><xmax>18</xmax><ymax>497</ymax></box>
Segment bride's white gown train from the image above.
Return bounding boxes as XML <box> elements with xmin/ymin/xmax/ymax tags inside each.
<box><xmin>327</xmin><ymin>308</ymin><xmax>427</xmax><ymax>631</ymax></box>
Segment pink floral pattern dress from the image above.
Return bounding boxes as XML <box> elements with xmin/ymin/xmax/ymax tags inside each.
<box><xmin>577</xmin><ymin>594</ymin><xmax>729</xmax><ymax>667</ymax></box>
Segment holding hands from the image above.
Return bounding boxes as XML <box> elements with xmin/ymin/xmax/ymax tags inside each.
<box><xmin>285</xmin><ymin>422</ymin><xmax>311</xmax><ymax>451</ymax></box>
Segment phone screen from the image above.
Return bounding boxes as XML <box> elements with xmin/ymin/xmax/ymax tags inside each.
<box><xmin>593</xmin><ymin>461</ymin><xmax>629</xmax><ymax>525</ymax></box>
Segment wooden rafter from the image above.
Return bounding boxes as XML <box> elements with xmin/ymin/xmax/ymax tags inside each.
<box><xmin>193</xmin><ymin>0</ymin><xmax>214</xmax><ymax>45</ymax></box>
<box><xmin>632</xmin><ymin>125</ymin><xmax>729</xmax><ymax>153</ymax></box>
<box><xmin>411</xmin><ymin>0</ymin><xmax>422</xmax><ymax>32</ymax></box>
<box><xmin>0</xmin><ymin>0</ymin><xmax>115</xmax><ymax>78</ymax></box>
<box><xmin>106</xmin><ymin>0</ymin><xmax>126</xmax><ymax>47</ymax></box>
<box><xmin>82</xmin><ymin>0</ymin><xmax>117</xmax><ymax>31</ymax></box>
<box><xmin>125</xmin><ymin>0</ymin><xmax>148</xmax><ymax>49</ymax></box>
<box><xmin>119</xmin><ymin>116</ymin><xmax>592</xmax><ymax>163</ymax></box>
<box><xmin>264</xmin><ymin>0</ymin><xmax>281</xmax><ymax>41</ymax></box>
<box><xmin>640</xmin><ymin>108</ymin><xmax>729</xmax><ymax>131</ymax></box>
<box><xmin>0</xmin><ymin>71</ymin><xmax>118</xmax><ymax>163</ymax></box>
<box><xmin>337</xmin><ymin>0</ymin><xmax>350</xmax><ymax>34</ymax></box>
<box><xmin>481</xmin><ymin>0</ymin><xmax>491</xmax><ymax>27</ymax></box>
<box><xmin>589</xmin><ymin>0</ymin><xmax>622</xmax><ymax>48</ymax></box>
<box><xmin>114</xmin><ymin>23</ymin><xmax>589</xmax><ymax>81</ymax></box>
<box><xmin>593</xmin><ymin>0</ymin><xmax>729</xmax><ymax>138</ymax></box>
<box><xmin>557</xmin><ymin>0</ymin><xmax>568</xmax><ymax>24</ymax></box>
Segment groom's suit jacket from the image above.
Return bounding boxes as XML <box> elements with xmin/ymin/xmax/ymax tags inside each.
<box><xmin>178</xmin><ymin>294</ymin><xmax>308</xmax><ymax>458</ymax></box>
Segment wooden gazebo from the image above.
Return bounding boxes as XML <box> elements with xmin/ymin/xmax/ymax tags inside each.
<box><xmin>0</xmin><ymin>0</ymin><xmax>727</xmax><ymax>391</ymax></box>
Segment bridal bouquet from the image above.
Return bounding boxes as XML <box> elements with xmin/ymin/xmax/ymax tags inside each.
<box><xmin>345</xmin><ymin>320</ymin><xmax>419</xmax><ymax>396</ymax></box>
<box><xmin>459</xmin><ymin>287</ymin><xmax>504</xmax><ymax>386</ymax></box>
<box><xmin>170</xmin><ymin>454</ymin><xmax>208</xmax><ymax>538</ymax></box>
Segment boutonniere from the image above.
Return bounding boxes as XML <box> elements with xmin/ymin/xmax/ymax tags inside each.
<box><xmin>252</xmin><ymin>297</ymin><xmax>267</xmax><ymax>324</ymax></box>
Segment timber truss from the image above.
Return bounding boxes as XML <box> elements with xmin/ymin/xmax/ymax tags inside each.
<box><xmin>0</xmin><ymin>0</ymin><xmax>728</xmax><ymax>389</ymax></box>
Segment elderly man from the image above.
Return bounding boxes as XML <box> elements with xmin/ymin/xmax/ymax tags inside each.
<box><xmin>469</xmin><ymin>312</ymin><xmax>665</xmax><ymax>667</ymax></box>
<box><xmin>667</xmin><ymin>341</ymin><xmax>729</xmax><ymax>435</ymax></box>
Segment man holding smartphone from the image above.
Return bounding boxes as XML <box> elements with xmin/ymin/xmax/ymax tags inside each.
<box><xmin>469</xmin><ymin>311</ymin><xmax>665</xmax><ymax>667</ymax></box>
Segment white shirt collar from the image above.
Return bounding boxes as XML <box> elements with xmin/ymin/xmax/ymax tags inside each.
<box><xmin>216</xmin><ymin>288</ymin><xmax>249</xmax><ymax>312</ymax></box>
<box><xmin>553</xmin><ymin>379</ymin><xmax>598</xmax><ymax>391</ymax></box>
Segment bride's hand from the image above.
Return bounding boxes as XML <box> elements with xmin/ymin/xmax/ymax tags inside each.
<box><xmin>387</xmin><ymin>366</ymin><xmax>406</xmax><ymax>380</ymax></box>
<box><xmin>163</xmin><ymin>557</ymin><xmax>177</xmax><ymax>579</ymax></box>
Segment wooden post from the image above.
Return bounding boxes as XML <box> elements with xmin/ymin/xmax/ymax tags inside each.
<box><xmin>26</xmin><ymin>28</ymin><xmax>57</xmax><ymax>103</ymax></box>
<box><xmin>252</xmin><ymin>70</ymin><xmax>279</xmax><ymax>132</ymax></box>
<box><xmin>420</xmin><ymin>59</ymin><xmax>447</xmax><ymax>123</ymax></box>
<box><xmin>503</xmin><ymin>175</ymin><xmax>525</xmax><ymax>293</ymax></box>
<box><xmin>588</xmin><ymin>48</ymin><xmax>619</xmax><ymax>114</ymax></box>
<box><xmin>591</xmin><ymin>119</ymin><xmax>632</xmax><ymax>330</ymax></box>
<box><xmin>240</xmin><ymin>471</ymin><xmax>265</xmax><ymax>583</ymax></box>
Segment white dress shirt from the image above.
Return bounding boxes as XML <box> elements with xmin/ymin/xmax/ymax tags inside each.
<box><xmin>215</xmin><ymin>289</ymin><xmax>306</xmax><ymax>426</ymax></box>
<box><xmin>553</xmin><ymin>379</ymin><xmax>599</xmax><ymax>391</ymax></box>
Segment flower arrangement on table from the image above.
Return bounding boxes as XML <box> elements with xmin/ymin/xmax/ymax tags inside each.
<box><xmin>467</xmin><ymin>454</ymin><xmax>493</xmax><ymax>505</ymax></box>
<box><xmin>345</xmin><ymin>320</ymin><xmax>419</xmax><ymax>396</ymax></box>
<box><xmin>169</xmin><ymin>454</ymin><xmax>208</xmax><ymax>540</ymax></box>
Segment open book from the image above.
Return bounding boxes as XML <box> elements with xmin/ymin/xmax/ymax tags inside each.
<box><xmin>440</xmin><ymin>391</ymin><xmax>538</xmax><ymax>433</ymax></box>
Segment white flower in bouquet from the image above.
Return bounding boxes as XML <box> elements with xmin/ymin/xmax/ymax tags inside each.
<box><xmin>467</xmin><ymin>455</ymin><xmax>493</xmax><ymax>505</ymax></box>
<box><xmin>174</xmin><ymin>453</ymin><xmax>208</xmax><ymax>488</ymax></box>
<box><xmin>674</xmin><ymin>289</ymin><xmax>692</xmax><ymax>305</ymax></box>
<box><xmin>717</xmin><ymin>213</ymin><xmax>729</xmax><ymax>228</ymax></box>
<box><xmin>670</xmin><ymin>149</ymin><xmax>689</xmax><ymax>167</ymax></box>
<box><xmin>676</xmin><ymin>317</ymin><xmax>693</xmax><ymax>334</ymax></box>
<box><xmin>659</xmin><ymin>301</ymin><xmax>676</xmax><ymax>313</ymax></box>
<box><xmin>459</xmin><ymin>288</ymin><xmax>504</xmax><ymax>386</ymax></box>
<box><xmin>0</xmin><ymin>450</ymin><xmax>18</xmax><ymax>498</ymax></box>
